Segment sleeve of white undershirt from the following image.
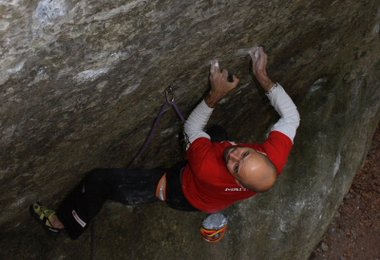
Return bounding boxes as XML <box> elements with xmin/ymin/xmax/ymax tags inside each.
<box><xmin>184</xmin><ymin>100</ymin><xmax>213</xmax><ymax>149</ymax></box>
<box><xmin>266</xmin><ymin>83</ymin><xmax>300</xmax><ymax>142</ymax></box>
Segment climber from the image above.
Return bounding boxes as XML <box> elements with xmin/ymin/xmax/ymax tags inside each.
<box><xmin>30</xmin><ymin>46</ymin><xmax>300</xmax><ymax>240</ymax></box>
<box><xmin>181</xmin><ymin>46</ymin><xmax>300</xmax><ymax>212</ymax></box>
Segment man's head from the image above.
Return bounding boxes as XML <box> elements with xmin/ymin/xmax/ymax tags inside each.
<box><xmin>224</xmin><ymin>146</ymin><xmax>277</xmax><ymax>192</ymax></box>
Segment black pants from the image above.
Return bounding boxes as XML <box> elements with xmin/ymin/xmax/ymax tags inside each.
<box><xmin>57</xmin><ymin>125</ymin><xmax>228</xmax><ymax>239</ymax></box>
<box><xmin>57</xmin><ymin>163</ymin><xmax>196</xmax><ymax>239</ymax></box>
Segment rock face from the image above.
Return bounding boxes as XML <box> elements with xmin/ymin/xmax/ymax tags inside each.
<box><xmin>1</xmin><ymin>0</ymin><xmax>379</xmax><ymax>259</ymax></box>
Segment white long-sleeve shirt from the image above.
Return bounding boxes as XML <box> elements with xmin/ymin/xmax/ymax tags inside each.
<box><xmin>184</xmin><ymin>83</ymin><xmax>300</xmax><ymax>148</ymax></box>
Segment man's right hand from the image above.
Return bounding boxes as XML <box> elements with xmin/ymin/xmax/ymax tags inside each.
<box><xmin>205</xmin><ymin>60</ymin><xmax>240</xmax><ymax>108</ymax></box>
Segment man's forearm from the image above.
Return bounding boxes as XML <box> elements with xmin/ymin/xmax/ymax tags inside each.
<box><xmin>257</xmin><ymin>75</ymin><xmax>275</xmax><ymax>92</ymax></box>
<box><xmin>184</xmin><ymin>61</ymin><xmax>239</xmax><ymax>148</ymax></box>
<box><xmin>204</xmin><ymin>91</ymin><xmax>222</xmax><ymax>108</ymax></box>
<box><xmin>184</xmin><ymin>99</ymin><xmax>213</xmax><ymax>147</ymax></box>
<box><xmin>266</xmin><ymin>83</ymin><xmax>300</xmax><ymax>142</ymax></box>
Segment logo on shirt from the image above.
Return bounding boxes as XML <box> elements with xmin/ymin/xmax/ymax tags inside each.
<box><xmin>225</xmin><ymin>187</ymin><xmax>248</xmax><ymax>192</ymax></box>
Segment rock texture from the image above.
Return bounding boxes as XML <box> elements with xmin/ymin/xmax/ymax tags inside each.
<box><xmin>0</xmin><ymin>0</ymin><xmax>379</xmax><ymax>259</ymax></box>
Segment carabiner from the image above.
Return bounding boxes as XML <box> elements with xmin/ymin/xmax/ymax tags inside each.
<box><xmin>165</xmin><ymin>85</ymin><xmax>175</xmax><ymax>104</ymax></box>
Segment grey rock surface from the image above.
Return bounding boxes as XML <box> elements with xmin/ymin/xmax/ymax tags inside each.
<box><xmin>1</xmin><ymin>0</ymin><xmax>379</xmax><ymax>259</ymax></box>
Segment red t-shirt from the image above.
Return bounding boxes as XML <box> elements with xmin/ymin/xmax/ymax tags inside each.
<box><xmin>182</xmin><ymin>131</ymin><xmax>293</xmax><ymax>213</ymax></box>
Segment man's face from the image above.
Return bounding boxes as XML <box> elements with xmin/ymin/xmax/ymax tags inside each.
<box><xmin>224</xmin><ymin>145</ymin><xmax>275</xmax><ymax>192</ymax></box>
<box><xmin>224</xmin><ymin>146</ymin><xmax>257</xmax><ymax>176</ymax></box>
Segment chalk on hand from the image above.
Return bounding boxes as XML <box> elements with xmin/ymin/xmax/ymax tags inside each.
<box><xmin>210</xmin><ymin>59</ymin><xmax>220</xmax><ymax>73</ymax></box>
<box><xmin>248</xmin><ymin>47</ymin><xmax>259</xmax><ymax>58</ymax></box>
<box><xmin>210</xmin><ymin>59</ymin><xmax>219</xmax><ymax>68</ymax></box>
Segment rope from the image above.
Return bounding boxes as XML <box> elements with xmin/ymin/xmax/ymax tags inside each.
<box><xmin>126</xmin><ymin>102</ymin><xmax>171</xmax><ymax>168</ymax></box>
<box><xmin>170</xmin><ymin>99</ymin><xmax>186</xmax><ymax>123</ymax></box>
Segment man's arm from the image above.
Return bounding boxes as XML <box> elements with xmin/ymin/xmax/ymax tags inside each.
<box><xmin>266</xmin><ymin>84</ymin><xmax>300</xmax><ymax>142</ymax></box>
<box><xmin>249</xmin><ymin>47</ymin><xmax>300</xmax><ymax>142</ymax></box>
<box><xmin>184</xmin><ymin>60</ymin><xmax>240</xmax><ymax>148</ymax></box>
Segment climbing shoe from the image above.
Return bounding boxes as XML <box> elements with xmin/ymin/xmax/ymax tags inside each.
<box><xmin>30</xmin><ymin>202</ymin><xmax>63</xmax><ymax>235</ymax></box>
<box><xmin>200</xmin><ymin>213</ymin><xmax>228</xmax><ymax>243</ymax></box>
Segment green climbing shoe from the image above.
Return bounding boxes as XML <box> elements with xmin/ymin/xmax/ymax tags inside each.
<box><xmin>30</xmin><ymin>202</ymin><xmax>63</xmax><ymax>235</ymax></box>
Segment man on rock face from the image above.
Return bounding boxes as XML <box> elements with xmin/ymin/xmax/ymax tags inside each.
<box><xmin>31</xmin><ymin>46</ymin><xmax>300</xmax><ymax>240</ymax></box>
<box><xmin>181</xmin><ymin>46</ymin><xmax>300</xmax><ymax>213</ymax></box>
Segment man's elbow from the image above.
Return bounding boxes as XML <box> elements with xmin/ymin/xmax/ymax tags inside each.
<box><xmin>294</xmin><ymin>109</ymin><xmax>301</xmax><ymax>129</ymax></box>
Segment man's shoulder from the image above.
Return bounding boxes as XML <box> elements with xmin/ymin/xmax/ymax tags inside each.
<box><xmin>265</xmin><ymin>131</ymin><xmax>293</xmax><ymax>149</ymax></box>
<box><xmin>186</xmin><ymin>139</ymin><xmax>233</xmax><ymax>174</ymax></box>
<box><xmin>263</xmin><ymin>131</ymin><xmax>294</xmax><ymax>173</ymax></box>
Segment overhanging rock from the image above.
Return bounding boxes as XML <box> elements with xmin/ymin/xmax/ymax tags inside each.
<box><xmin>0</xmin><ymin>0</ymin><xmax>379</xmax><ymax>259</ymax></box>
